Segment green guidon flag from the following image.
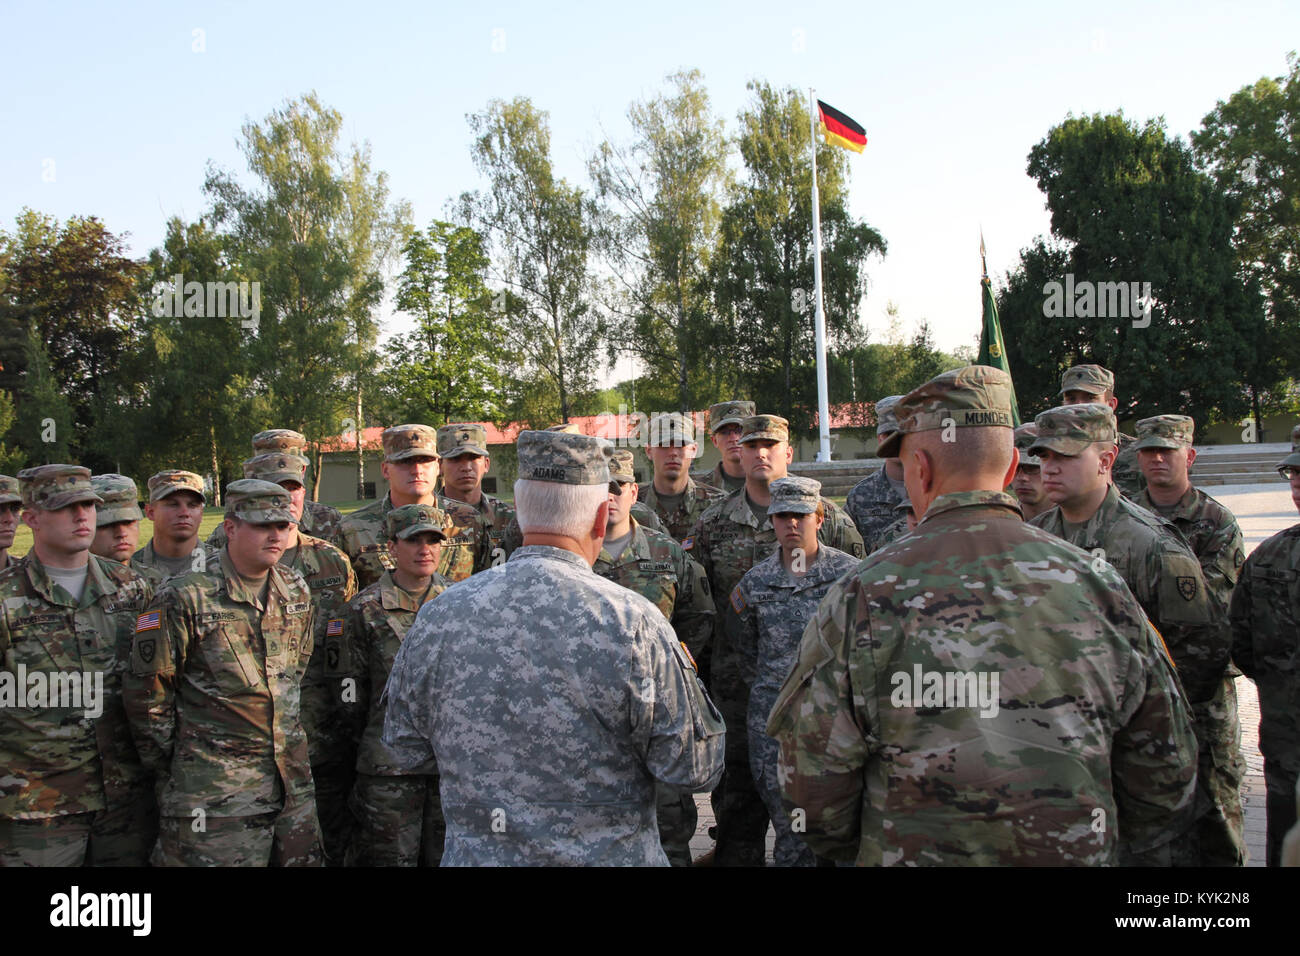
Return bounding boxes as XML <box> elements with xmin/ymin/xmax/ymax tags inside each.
<box><xmin>977</xmin><ymin>237</ymin><xmax>1022</xmax><ymax>426</ymax></box>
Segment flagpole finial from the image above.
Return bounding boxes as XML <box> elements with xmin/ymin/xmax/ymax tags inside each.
<box><xmin>979</xmin><ymin>228</ymin><xmax>988</xmax><ymax>281</ymax></box>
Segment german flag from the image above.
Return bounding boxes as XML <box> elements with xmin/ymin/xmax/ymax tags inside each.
<box><xmin>817</xmin><ymin>100</ymin><xmax>867</xmax><ymax>153</ymax></box>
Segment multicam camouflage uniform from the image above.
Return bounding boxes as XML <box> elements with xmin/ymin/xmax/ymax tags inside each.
<box><xmin>1057</xmin><ymin>364</ymin><xmax>1145</xmax><ymax>498</ymax></box>
<box><xmin>345</xmin><ymin>504</ymin><xmax>452</xmax><ymax>866</ymax></box>
<box><xmin>1133</xmin><ymin>414</ymin><xmax>1247</xmax><ymax>863</ymax></box>
<box><xmin>638</xmin><ymin>480</ymin><xmax>726</xmax><ymax>544</ymax></box>
<box><xmin>690</xmin><ymin>401</ymin><xmax>755</xmax><ymax>495</ymax></box>
<box><xmin>382</xmin><ymin>430</ymin><xmax>725</xmax><ymax>866</ymax></box>
<box><xmin>844</xmin><ymin>395</ymin><xmax>904</xmax><ymax>542</ymax></box>
<box><xmin>728</xmin><ymin>477</ymin><xmax>859</xmax><ymax>867</ymax></box>
<box><xmin>0</xmin><ymin>465</ymin><xmax>157</xmax><ymax>866</ymax></box>
<box><xmin>769</xmin><ymin>368</ymin><xmax>1199</xmax><ymax>865</ymax></box>
<box><xmin>251</xmin><ymin>429</ymin><xmax>344</xmax><ymax>546</ymax></box>
<box><xmin>0</xmin><ymin>475</ymin><xmax>19</xmax><ymax>573</ymax></box>
<box><xmin>686</xmin><ymin>414</ymin><xmax>864</xmax><ymax>866</ymax></box>
<box><xmin>1230</xmin><ymin>427</ymin><xmax>1300</xmax><ymax>866</ymax></box>
<box><xmin>436</xmin><ymin>423</ymin><xmax>516</xmax><ymax>569</ymax></box>
<box><xmin>131</xmin><ymin>470</ymin><xmax>209</xmax><ymax>588</ymax></box>
<box><xmin>1029</xmin><ymin>405</ymin><xmax>1230</xmax><ymax>864</ymax></box>
<box><xmin>123</xmin><ymin>481</ymin><xmax>322</xmax><ymax>866</ymax></box>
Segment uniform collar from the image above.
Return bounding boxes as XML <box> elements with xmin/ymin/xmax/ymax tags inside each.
<box><xmin>219</xmin><ymin>547</ymin><xmax>290</xmax><ymax>608</ymax></box>
<box><xmin>597</xmin><ymin>518</ymin><xmax>652</xmax><ymax>566</ymax></box>
<box><xmin>720</xmin><ymin>487</ymin><xmax>768</xmax><ymax>530</ymax></box>
<box><xmin>24</xmin><ymin>552</ymin><xmax>118</xmax><ymax>608</ymax></box>
<box><xmin>508</xmin><ymin>544</ymin><xmax>592</xmax><ymax>571</ymax></box>
<box><xmin>920</xmin><ymin>489</ymin><xmax>1023</xmax><ymax>524</ymax></box>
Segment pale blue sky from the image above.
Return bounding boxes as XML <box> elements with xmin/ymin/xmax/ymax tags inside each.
<box><xmin>2</xmin><ymin>0</ymin><xmax>1295</xmax><ymax>373</ymax></box>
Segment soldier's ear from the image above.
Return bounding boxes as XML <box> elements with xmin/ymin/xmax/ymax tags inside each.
<box><xmin>1184</xmin><ymin>447</ymin><xmax>1197</xmax><ymax>469</ymax></box>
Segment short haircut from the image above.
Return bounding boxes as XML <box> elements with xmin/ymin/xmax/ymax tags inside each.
<box><xmin>926</xmin><ymin>426</ymin><xmax>1014</xmax><ymax>478</ymax></box>
<box><xmin>514</xmin><ymin>479</ymin><xmax>607</xmax><ymax>539</ymax></box>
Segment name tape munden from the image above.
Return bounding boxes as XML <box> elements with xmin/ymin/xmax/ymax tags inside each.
<box><xmin>50</xmin><ymin>886</ymin><xmax>151</xmax><ymax>936</ymax></box>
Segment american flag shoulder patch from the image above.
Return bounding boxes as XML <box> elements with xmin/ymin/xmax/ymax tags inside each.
<box><xmin>681</xmin><ymin>535</ymin><xmax>694</xmax><ymax>551</ymax></box>
<box><xmin>729</xmin><ymin>586</ymin><xmax>745</xmax><ymax>614</ymax></box>
<box><xmin>326</xmin><ymin>618</ymin><xmax>344</xmax><ymax>636</ymax></box>
<box><xmin>136</xmin><ymin>611</ymin><xmax>162</xmax><ymax>632</ymax></box>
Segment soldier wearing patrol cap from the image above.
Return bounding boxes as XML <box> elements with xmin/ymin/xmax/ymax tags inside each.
<box><xmin>1010</xmin><ymin>422</ymin><xmax>1051</xmax><ymax>521</ymax></box>
<box><xmin>251</xmin><ymin>429</ymin><xmax>344</xmax><ymax>545</ymax></box>
<box><xmin>770</xmin><ymin>367</ymin><xmax>1199</xmax><ymax>865</ymax></box>
<box><xmin>845</xmin><ymin>395</ymin><xmax>906</xmax><ymax>545</ymax></box>
<box><xmin>1132</xmin><ymin>414</ymin><xmax>1247</xmax><ymax>863</ymax></box>
<box><xmin>345</xmin><ymin>503</ymin><xmax>454</xmax><ymax>866</ymax></box>
<box><xmin>207</xmin><ymin>451</ymin><xmax>358</xmax><ymax>863</ymax></box>
<box><xmin>596</xmin><ymin>448</ymin><xmax>715</xmax><ymax>865</ymax></box>
<box><xmin>0</xmin><ymin>474</ymin><xmax>21</xmax><ymax>571</ymax></box>
<box><xmin>691</xmin><ymin>401</ymin><xmax>755</xmax><ymax>494</ymax></box>
<box><xmin>90</xmin><ymin>473</ymin><xmax>145</xmax><ymax>565</ymax></box>
<box><xmin>437</xmin><ymin>422</ymin><xmax>516</xmax><ymax>571</ymax></box>
<box><xmin>123</xmin><ymin>479</ymin><xmax>322</xmax><ymax>866</ymax></box>
<box><xmin>131</xmin><ymin>470</ymin><xmax>208</xmax><ymax>587</ymax></box>
<box><xmin>1231</xmin><ymin>423</ymin><xmax>1300</xmax><ymax>865</ymax></box>
<box><xmin>1028</xmin><ymin>402</ymin><xmax>1231</xmax><ymax>865</ymax></box>
<box><xmin>686</xmin><ymin>413</ymin><xmax>863</xmax><ymax>866</ymax></box>
<box><xmin>0</xmin><ymin>465</ymin><xmax>157</xmax><ymax>865</ymax></box>
<box><xmin>638</xmin><ymin>412</ymin><xmax>726</xmax><ymax>543</ymax></box>
<box><xmin>1058</xmin><ymin>364</ymin><xmax>1145</xmax><ymax>498</ymax></box>
<box><xmin>726</xmin><ymin>475</ymin><xmax>859</xmax><ymax>866</ymax></box>
<box><xmin>337</xmin><ymin>425</ymin><xmax>484</xmax><ymax>591</ymax></box>
<box><xmin>382</xmin><ymin>429</ymin><xmax>725</xmax><ymax>865</ymax></box>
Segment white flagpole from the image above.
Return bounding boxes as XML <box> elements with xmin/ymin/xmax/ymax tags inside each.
<box><xmin>809</xmin><ymin>89</ymin><xmax>832</xmax><ymax>462</ymax></box>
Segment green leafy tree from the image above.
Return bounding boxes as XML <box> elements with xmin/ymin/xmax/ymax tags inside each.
<box><xmin>12</xmin><ymin>327</ymin><xmax>74</xmax><ymax>465</ymax></box>
<box><xmin>0</xmin><ymin>390</ymin><xmax>23</xmax><ymax>473</ymax></box>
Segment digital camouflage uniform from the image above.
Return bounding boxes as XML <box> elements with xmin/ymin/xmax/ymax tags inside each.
<box><xmin>345</xmin><ymin>504</ymin><xmax>452</xmax><ymax>867</ymax></box>
<box><xmin>1029</xmin><ymin>405</ymin><xmax>1229</xmax><ymax>865</ymax></box>
<box><xmin>844</xmin><ymin>395</ymin><xmax>904</xmax><ymax>543</ymax></box>
<box><xmin>0</xmin><ymin>465</ymin><xmax>156</xmax><ymax>866</ymax></box>
<box><xmin>1230</xmin><ymin>428</ymin><xmax>1300</xmax><ymax>866</ymax></box>
<box><xmin>382</xmin><ymin>430</ymin><xmax>725</xmax><ymax>866</ymax></box>
<box><xmin>686</xmin><ymin>414</ymin><xmax>864</xmax><ymax>866</ymax></box>
<box><xmin>769</xmin><ymin>368</ymin><xmax>1199</xmax><ymax>865</ymax></box>
<box><xmin>728</xmin><ymin>476</ymin><xmax>859</xmax><ymax>867</ymax></box>
<box><xmin>122</xmin><ymin>482</ymin><xmax>322</xmax><ymax>867</ymax></box>
<box><xmin>1133</xmin><ymin>414</ymin><xmax>1247</xmax><ymax>863</ymax></box>
<box><xmin>1058</xmin><ymin>364</ymin><xmax>1145</xmax><ymax>498</ymax></box>
<box><xmin>596</xmin><ymin>453</ymin><xmax>716</xmax><ymax>866</ymax></box>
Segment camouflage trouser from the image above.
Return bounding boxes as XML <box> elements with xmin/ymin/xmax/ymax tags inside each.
<box><xmin>312</xmin><ymin>759</ymin><xmax>357</xmax><ymax>866</ymax></box>
<box><xmin>0</xmin><ymin>792</ymin><xmax>157</xmax><ymax>866</ymax></box>
<box><xmin>655</xmin><ymin>784</ymin><xmax>697</xmax><ymax>866</ymax></box>
<box><xmin>708</xmin><ymin>631</ymin><xmax>770</xmax><ymax>866</ymax></box>
<box><xmin>1265</xmin><ymin>769</ymin><xmax>1298</xmax><ymax>868</ymax></box>
<box><xmin>152</xmin><ymin>803</ymin><xmax>323</xmax><ymax>867</ymax></box>
<box><xmin>749</xmin><ymin>715</ymin><xmax>814</xmax><ymax>867</ymax></box>
<box><xmin>346</xmin><ymin>773</ymin><xmax>444</xmax><ymax>867</ymax></box>
<box><xmin>1193</xmin><ymin>681</ymin><xmax>1246</xmax><ymax>866</ymax></box>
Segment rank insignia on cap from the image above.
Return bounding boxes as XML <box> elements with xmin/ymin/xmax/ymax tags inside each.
<box><xmin>326</xmin><ymin>618</ymin><xmax>344</xmax><ymax>637</ymax></box>
<box><xmin>136</xmin><ymin>611</ymin><xmax>161</xmax><ymax>632</ymax></box>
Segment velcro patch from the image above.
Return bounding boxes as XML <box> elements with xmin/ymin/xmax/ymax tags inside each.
<box><xmin>135</xmin><ymin>611</ymin><xmax>161</xmax><ymax>632</ymax></box>
<box><xmin>285</xmin><ymin>602</ymin><xmax>310</xmax><ymax>615</ymax></box>
<box><xmin>313</xmin><ymin>575</ymin><xmax>345</xmax><ymax>587</ymax></box>
<box><xmin>1176</xmin><ymin>576</ymin><xmax>1198</xmax><ymax>601</ymax></box>
<box><xmin>729</xmin><ymin>586</ymin><xmax>746</xmax><ymax>614</ymax></box>
<box><xmin>326</xmin><ymin>618</ymin><xmax>344</xmax><ymax>636</ymax></box>
<box><xmin>681</xmin><ymin>535</ymin><xmax>694</xmax><ymax>551</ymax></box>
<box><xmin>638</xmin><ymin>561</ymin><xmax>673</xmax><ymax>572</ymax></box>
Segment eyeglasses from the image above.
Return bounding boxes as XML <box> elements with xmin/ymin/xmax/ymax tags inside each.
<box><xmin>1280</xmin><ymin>466</ymin><xmax>1299</xmax><ymax>480</ymax></box>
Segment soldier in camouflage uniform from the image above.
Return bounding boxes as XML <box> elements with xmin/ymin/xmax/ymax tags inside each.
<box><xmin>90</xmin><ymin>474</ymin><xmax>144</xmax><ymax>565</ymax></box>
<box><xmin>596</xmin><ymin>449</ymin><xmax>714</xmax><ymax>865</ymax></box>
<box><xmin>769</xmin><ymin>367</ymin><xmax>1199</xmax><ymax>865</ymax></box>
<box><xmin>382</xmin><ymin>430</ymin><xmax>725</xmax><ymax>865</ymax></box>
<box><xmin>250</xmin><ymin>429</ymin><xmax>344</xmax><ymax>545</ymax></box>
<box><xmin>845</xmin><ymin>395</ymin><xmax>905</xmax><ymax>544</ymax></box>
<box><xmin>0</xmin><ymin>465</ymin><xmax>157</xmax><ymax>865</ymax></box>
<box><xmin>691</xmin><ymin>401</ymin><xmax>754</xmax><ymax>494</ymax></box>
<box><xmin>686</xmin><ymin>413</ymin><xmax>864</xmax><ymax>866</ymax></box>
<box><xmin>1028</xmin><ymin>403</ymin><xmax>1229</xmax><ymax>865</ymax></box>
<box><xmin>131</xmin><ymin>470</ymin><xmax>208</xmax><ymax>587</ymax></box>
<box><xmin>123</xmin><ymin>480</ymin><xmax>322</xmax><ymax>866</ymax></box>
<box><xmin>338</xmin><ymin>425</ymin><xmax>484</xmax><ymax>590</ymax></box>
<box><xmin>727</xmin><ymin>476</ymin><xmax>859</xmax><ymax>867</ymax></box>
<box><xmin>1133</xmin><ymin>414</ymin><xmax>1246</xmax><ymax>864</ymax></box>
<box><xmin>639</xmin><ymin>412</ymin><xmax>726</xmax><ymax>542</ymax></box>
<box><xmin>0</xmin><ymin>475</ymin><xmax>22</xmax><ymax>572</ymax></box>
<box><xmin>345</xmin><ymin>504</ymin><xmax>452</xmax><ymax>866</ymax></box>
<box><xmin>437</xmin><ymin>423</ymin><xmax>515</xmax><ymax>571</ymax></box>
<box><xmin>1010</xmin><ymin>423</ymin><xmax>1051</xmax><ymax>521</ymax></box>
<box><xmin>1058</xmin><ymin>364</ymin><xmax>1144</xmax><ymax>498</ymax></box>
<box><xmin>866</xmin><ymin>496</ymin><xmax>916</xmax><ymax>553</ymax></box>
<box><xmin>1231</xmin><ymin>425</ymin><xmax>1300</xmax><ymax>865</ymax></box>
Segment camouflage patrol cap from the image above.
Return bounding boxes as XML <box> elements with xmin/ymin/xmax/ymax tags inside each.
<box><xmin>385</xmin><ymin>503</ymin><xmax>451</xmax><ymax>541</ymax></box>
<box><xmin>766</xmin><ymin>475</ymin><xmax>821</xmax><ymax>515</ymax></box>
<box><xmin>223</xmin><ymin>479</ymin><xmax>295</xmax><ymax>524</ymax></box>
<box><xmin>874</xmin><ymin>395</ymin><xmax>904</xmax><ymax>437</ymax></box>
<box><xmin>517</xmin><ymin>430</ymin><xmax>612</xmax><ymax>486</ymax></box>
<box><xmin>0</xmin><ymin>474</ymin><xmax>19</xmax><ymax>506</ymax></box>
<box><xmin>1013</xmin><ymin>423</ymin><xmax>1042</xmax><ymax>466</ymax></box>
<box><xmin>1059</xmin><ymin>364</ymin><xmax>1115</xmax><ymax>398</ymax></box>
<box><xmin>251</xmin><ymin>428</ymin><xmax>307</xmax><ymax>454</ymax></box>
<box><xmin>1029</xmin><ymin>403</ymin><xmax>1118</xmax><ymax>457</ymax></box>
<box><xmin>1134</xmin><ymin>415</ymin><xmax>1194</xmax><ymax>451</ymax></box>
<box><xmin>20</xmin><ymin>464</ymin><xmax>103</xmax><ymax>511</ymax></box>
<box><xmin>147</xmin><ymin>470</ymin><xmax>207</xmax><ymax>503</ymax></box>
<box><xmin>647</xmin><ymin>412</ymin><xmax>695</xmax><ymax>447</ymax></box>
<box><xmin>242</xmin><ymin>452</ymin><xmax>308</xmax><ymax>486</ymax></box>
<box><xmin>383</xmin><ymin>424</ymin><xmax>439</xmax><ymax>462</ymax></box>
<box><xmin>546</xmin><ymin>423</ymin><xmax>582</xmax><ymax>435</ymax></box>
<box><xmin>739</xmin><ymin>414</ymin><xmax>789</xmax><ymax>444</ymax></box>
<box><xmin>1279</xmin><ymin>423</ymin><xmax>1300</xmax><ymax>470</ymax></box>
<box><xmin>609</xmin><ymin>449</ymin><xmax>637</xmax><ymax>484</ymax></box>
<box><xmin>708</xmin><ymin>401</ymin><xmax>756</xmax><ymax>434</ymax></box>
<box><xmin>437</xmin><ymin>423</ymin><xmax>490</xmax><ymax>459</ymax></box>
<box><xmin>91</xmin><ymin>473</ymin><xmax>143</xmax><ymax>526</ymax></box>
<box><xmin>877</xmin><ymin>366</ymin><xmax>1015</xmax><ymax>458</ymax></box>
